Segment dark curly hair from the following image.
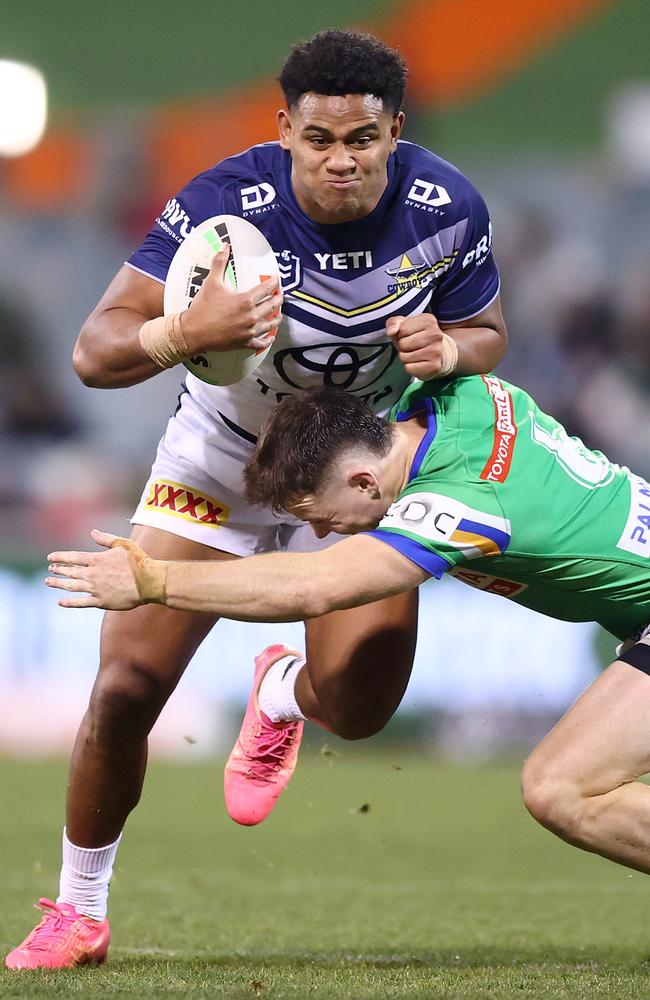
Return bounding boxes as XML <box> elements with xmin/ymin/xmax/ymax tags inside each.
<box><xmin>244</xmin><ymin>387</ymin><xmax>393</xmax><ymax>512</ymax></box>
<box><xmin>278</xmin><ymin>29</ymin><xmax>407</xmax><ymax>114</ymax></box>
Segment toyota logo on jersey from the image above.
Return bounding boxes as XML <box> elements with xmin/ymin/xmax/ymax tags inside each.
<box><xmin>273</xmin><ymin>342</ymin><xmax>396</xmax><ymax>391</ymax></box>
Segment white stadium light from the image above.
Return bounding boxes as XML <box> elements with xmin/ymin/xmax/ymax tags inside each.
<box><xmin>0</xmin><ymin>60</ymin><xmax>48</xmax><ymax>157</ymax></box>
<box><xmin>608</xmin><ymin>84</ymin><xmax>650</xmax><ymax>183</ymax></box>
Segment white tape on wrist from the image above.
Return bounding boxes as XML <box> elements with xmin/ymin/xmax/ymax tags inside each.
<box><xmin>438</xmin><ymin>332</ymin><xmax>459</xmax><ymax>377</ymax></box>
<box><xmin>139</xmin><ymin>313</ymin><xmax>189</xmax><ymax>369</ymax></box>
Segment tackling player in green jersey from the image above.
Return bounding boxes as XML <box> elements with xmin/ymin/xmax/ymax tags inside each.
<box><xmin>46</xmin><ymin>375</ymin><xmax>650</xmax><ymax>878</ymax></box>
<box><xmin>369</xmin><ymin>374</ymin><xmax>650</xmax><ymax>641</ymax></box>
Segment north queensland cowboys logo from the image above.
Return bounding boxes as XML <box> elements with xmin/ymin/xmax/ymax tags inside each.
<box><xmin>274</xmin><ymin>250</ymin><xmax>302</xmax><ymax>292</ymax></box>
<box><xmin>386</xmin><ymin>253</ymin><xmax>428</xmax><ymax>281</ymax></box>
<box><xmin>386</xmin><ymin>252</ymin><xmax>432</xmax><ymax>292</ymax></box>
<box><xmin>273</xmin><ymin>342</ymin><xmax>396</xmax><ymax>391</ymax></box>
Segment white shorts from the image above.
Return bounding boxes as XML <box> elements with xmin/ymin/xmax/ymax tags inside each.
<box><xmin>132</xmin><ymin>388</ymin><xmax>339</xmax><ymax>557</ymax></box>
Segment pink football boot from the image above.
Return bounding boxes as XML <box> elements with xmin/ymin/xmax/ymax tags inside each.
<box><xmin>5</xmin><ymin>898</ymin><xmax>110</xmax><ymax>969</ymax></box>
<box><xmin>224</xmin><ymin>644</ymin><xmax>304</xmax><ymax>826</ymax></box>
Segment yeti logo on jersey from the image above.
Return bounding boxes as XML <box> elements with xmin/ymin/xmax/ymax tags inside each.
<box><xmin>157</xmin><ymin>198</ymin><xmax>194</xmax><ymax>242</ymax></box>
<box><xmin>273</xmin><ymin>342</ymin><xmax>396</xmax><ymax>391</ymax></box>
<box><xmin>314</xmin><ymin>251</ymin><xmax>373</xmax><ymax>270</ymax></box>
<box><xmin>240</xmin><ymin>182</ymin><xmax>276</xmax><ymax>213</ymax></box>
<box><xmin>275</xmin><ymin>250</ymin><xmax>302</xmax><ymax>292</ymax></box>
<box><xmin>380</xmin><ymin>492</ymin><xmax>511</xmax><ymax>558</ymax></box>
<box><xmin>617</xmin><ymin>474</ymin><xmax>650</xmax><ymax>558</ymax></box>
<box><xmin>406</xmin><ymin>179</ymin><xmax>452</xmax><ymax>209</ymax></box>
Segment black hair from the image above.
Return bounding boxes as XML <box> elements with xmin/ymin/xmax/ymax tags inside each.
<box><xmin>278</xmin><ymin>29</ymin><xmax>407</xmax><ymax>114</ymax></box>
<box><xmin>244</xmin><ymin>387</ymin><xmax>393</xmax><ymax>512</ymax></box>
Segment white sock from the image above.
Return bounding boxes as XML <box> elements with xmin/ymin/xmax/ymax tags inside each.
<box><xmin>57</xmin><ymin>828</ymin><xmax>122</xmax><ymax>921</ymax></box>
<box><xmin>258</xmin><ymin>653</ymin><xmax>308</xmax><ymax>723</ymax></box>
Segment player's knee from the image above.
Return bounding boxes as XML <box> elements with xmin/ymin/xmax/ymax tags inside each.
<box><xmin>87</xmin><ymin>656</ymin><xmax>171</xmax><ymax>741</ymax></box>
<box><xmin>324</xmin><ymin>698</ymin><xmax>393</xmax><ymax>741</ymax></box>
<box><xmin>306</xmin><ymin>659</ymin><xmax>405</xmax><ymax>739</ymax></box>
<box><xmin>520</xmin><ymin>757</ymin><xmax>585</xmax><ymax>844</ymax></box>
<box><xmin>331</xmin><ymin>717</ymin><xmax>385</xmax><ymax>741</ymax></box>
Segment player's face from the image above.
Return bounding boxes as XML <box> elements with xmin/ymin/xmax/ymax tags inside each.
<box><xmin>287</xmin><ymin>473</ymin><xmax>389</xmax><ymax>539</ymax></box>
<box><xmin>277</xmin><ymin>93</ymin><xmax>404</xmax><ymax>224</ymax></box>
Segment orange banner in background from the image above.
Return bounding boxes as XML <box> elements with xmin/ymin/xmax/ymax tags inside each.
<box><xmin>149</xmin><ymin>0</ymin><xmax>612</xmax><ymax>203</ymax></box>
<box><xmin>4</xmin><ymin>0</ymin><xmax>612</xmax><ymax>212</ymax></box>
<box><xmin>386</xmin><ymin>0</ymin><xmax>612</xmax><ymax>105</ymax></box>
<box><xmin>3</xmin><ymin>128</ymin><xmax>93</xmax><ymax>210</ymax></box>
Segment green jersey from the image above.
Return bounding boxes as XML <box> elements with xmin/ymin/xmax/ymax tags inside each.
<box><xmin>367</xmin><ymin>375</ymin><xmax>650</xmax><ymax>640</ymax></box>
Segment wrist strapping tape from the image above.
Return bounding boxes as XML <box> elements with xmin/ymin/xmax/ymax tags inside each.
<box><xmin>139</xmin><ymin>313</ymin><xmax>189</xmax><ymax>369</ymax></box>
<box><xmin>438</xmin><ymin>332</ymin><xmax>459</xmax><ymax>377</ymax></box>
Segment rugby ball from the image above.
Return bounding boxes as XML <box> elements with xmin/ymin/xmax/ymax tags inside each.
<box><xmin>163</xmin><ymin>214</ymin><xmax>281</xmax><ymax>385</ymax></box>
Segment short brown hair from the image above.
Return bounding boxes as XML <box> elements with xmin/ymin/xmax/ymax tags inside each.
<box><xmin>244</xmin><ymin>387</ymin><xmax>392</xmax><ymax>512</ymax></box>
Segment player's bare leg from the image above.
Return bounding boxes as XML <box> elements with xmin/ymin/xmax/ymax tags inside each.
<box><xmin>224</xmin><ymin>591</ymin><xmax>418</xmax><ymax>824</ymax></box>
<box><xmin>521</xmin><ymin>647</ymin><xmax>650</xmax><ymax>874</ymax></box>
<box><xmin>66</xmin><ymin>525</ymin><xmax>235</xmax><ymax>846</ymax></box>
<box><xmin>299</xmin><ymin>589</ymin><xmax>419</xmax><ymax>738</ymax></box>
<box><xmin>6</xmin><ymin>525</ymin><xmax>235</xmax><ymax>970</ymax></box>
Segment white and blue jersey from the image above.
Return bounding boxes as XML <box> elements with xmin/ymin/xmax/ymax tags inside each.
<box><xmin>127</xmin><ymin>140</ymin><xmax>499</xmax><ymax>439</ymax></box>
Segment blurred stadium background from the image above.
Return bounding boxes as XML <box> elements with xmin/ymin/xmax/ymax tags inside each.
<box><xmin>0</xmin><ymin>0</ymin><xmax>648</xmax><ymax>759</ymax></box>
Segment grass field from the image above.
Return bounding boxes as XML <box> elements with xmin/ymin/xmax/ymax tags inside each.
<box><xmin>1</xmin><ymin>750</ymin><xmax>650</xmax><ymax>998</ymax></box>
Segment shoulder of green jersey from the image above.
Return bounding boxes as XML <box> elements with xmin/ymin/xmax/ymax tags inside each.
<box><xmin>378</xmin><ymin>491</ymin><xmax>511</xmax><ymax>559</ymax></box>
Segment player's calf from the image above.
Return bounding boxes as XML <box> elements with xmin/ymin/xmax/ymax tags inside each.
<box><xmin>295</xmin><ymin>665</ymin><xmax>395</xmax><ymax>739</ymax></box>
<box><xmin>521</xmin><ymin>638</ymin><xmax>650</xmax><ymax>873</ymax></box>
<box><xmin>66</xmin><ymin>649</ymin><xmax>183</xmax><ymax>845</ymax></box>
<box><xmin>301</xmin><ymin>594</ymin><xmax>417</xmax><ymax>741</ymax></box>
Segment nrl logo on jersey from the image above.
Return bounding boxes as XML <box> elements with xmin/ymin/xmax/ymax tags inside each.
<box><xmin>274</xmin><ymin>250</ymin><xmax>302</xmax><ymax>292</ymax></box>
<box><xmin>386</xmin><ymin>252</ymin><xmax>433</xmax><ymax>294</ymax></box>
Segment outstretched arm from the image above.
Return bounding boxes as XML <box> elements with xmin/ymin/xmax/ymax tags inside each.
<box><xmin>46</xmin><ymin>530</ymin><xmax>429</xmax><ymax>622</ymax></box>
